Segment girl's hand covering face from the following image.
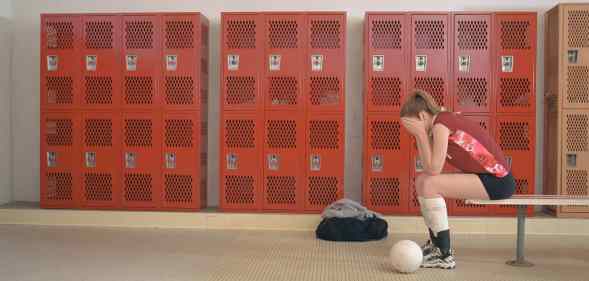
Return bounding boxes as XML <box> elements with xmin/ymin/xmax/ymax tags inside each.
<box><xmin>401</xmin><ymin>117</ymin><xmax>427</xmax><ymax>136</ymax></box>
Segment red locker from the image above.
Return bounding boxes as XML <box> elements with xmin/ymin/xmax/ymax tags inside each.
<box><xmin>40</xmin><ymin>111</ymin><xmax>80</xmax><ymax>208</ymax></box>
<box><xmin>305</xmin><ymin>113</ymin><xmax>344</xmax><ymax>212</ymax></box>
<box><xmin>453</xmin><ymin>14</ymin><xmax>492</xmax><ymax>113</ymax></box>
<box><xmin>306</xmin><ymin>13</ymin><xmax>346</xmax><ymax>112</ymax></box>
<box><xmin>81</xmin><ymin>15</ymin><xmax>122</xmax><ymax>110</ymax></box>
<box><xmin>493</xmin><ymin>13</ymin><xmax>536</xmax><ymax>114</ymax></box>
<box><xmin>411</xmin><ymin>13</ymin><xmax>452</xmax><ymax>110</ymax></box>
<box><xmin>363</xmin><ymin>114</ymin><xmax>410</xmax><ymax>214</ymax></box>
<box><xmin>80</xmin><ymin>111</ymin><xmax>121</xmax><ymax>209</ymax></box>
<box><xmin>495</xmin><ymin>115</ymin><xmax>535</xmax><ymax>215</ymax></box>
<box><xmin>121</xmin><ymin>112</ymin><xmax>162</xmax><ymax>209</ymax></box>
<box><xmin>41</xmin><ymin>15</ymin><xmax>81</xmax><ymax>109</ymax></box>
<box><xmin>263</xmin><ymin>111</ymin><xmax>305</xmax><ymax>211</ymax></box>
<box><xmin>220</xmin><ymin>112</ymin><xmax>263</xmax><ymax>211</ymax></box>
<box><xmin>263</xmin><ymin>13</ymin><xmax>305</xmax><ymax>112</ymax></box>
<box><xmin>221</xmin><ymin>13</ymin><xmax>263</xmax><ymax>111</ymax></box>
<box><xmin>122</xmin><ymin>14</ymin><xmax>162</xmax><ymax>109</ymax></box>
<box><xmin>161</xmin><ymin>112</ymin><xmax>202</xmax><ymax>210</ymax></box>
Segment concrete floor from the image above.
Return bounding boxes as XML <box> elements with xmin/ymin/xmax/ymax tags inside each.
<box><xmin>0</xmin><ymin>225</ymin><xmax>588</xmax><ymax>281</ymax></box>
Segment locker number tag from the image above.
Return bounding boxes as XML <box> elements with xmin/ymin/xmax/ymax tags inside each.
<box><xmin>47</xmin><ymin>152</ymin><xmax>57</xmax><ymax>167</ymax></box>
<box><xmin>126</xmin><ymin>55</ymin><xmax>138</xmax><ymax>71</ymax></box>
<box><xmin>47</xmin><ymin>55</ymin><xmax>58</xmax><ymax>71</ymax></box>
<box><xmin>415</xmin><ymin>159</ymin><xmax>424</xmax><ymax>172</ymax></box>
<box><xmin>371</xmin><ymin>155</ymin><xmax>383</xmax><ymax>172</ymax></box>
<box><xmin>567</xmin><ymin>154</ymin><xmax>577</xmax><ymax>167</ymax></box>
<box><xmin>416</xmin><ymin>55</ymin><xmax>427</xmax><ymax>72</ymax></box>
<box><xmin>125</xmin><ymin>152</ymin><xmax>136</xmax><ymax>168</ymax></box>
<box><xmin>310</xmin><ymin>155</ymin><xmax>321</xmax><ymax>171</ymax></box>
<box><xmin>228</xmin><ymin>55</ymin><xmax>239</xmax><ymax>71</ymax></box>
<box><xmin>227</xmin><ymin>153</ymin><xmax>238</xmax><ymax>170</ymax></box>
<box><xmin>85</xmin><ymin>152</ymin><xmax>96</xmax><ymax>168</ymax></box>
<box><xmin>269</xmin><ymin>55</ymin><xmax>281</xmax><ymax>71</ymax></box>
<box><xmin>165</xmin><ymin>153</ymin><xmax>176</xmax><ymax>169</ymax></box>
<box><xmin>166</xmin><ymin>55</ymin><xmax>178</xmax><ymax>71</ymax></box>
<box><xmin>311</xmin><ymin>55</ymin><xmax>324</xmax><ymax>71</ymax></box>
<box><xmin>268</xmin><ymin>154</ymin><xmax>280</xmax><ymax>171</ymax></box>
<box><xmin>568</xmin><ymin>50</ymin><xmax>579</xmax><ymax>64</ymax></box>
<box><xmin>372</xmin><ymin>55</ymin><xmax>384</xmax><ymax>72</ymax></box>
<box><xmin>501</xmin><ymin>56</ymin><xmax>514</xmax><ymax>73</ymax></box>
<box><xmin>458</xmin><ymin>55</ymin><xmax>471</xmax><ymax>72</ymax></box>
<box><xmin>86</xmin><ymin>55</ymin><xmax>97</xmax><ymax>71</ymax></box>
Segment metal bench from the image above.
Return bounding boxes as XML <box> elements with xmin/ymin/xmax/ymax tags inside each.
<box><xmin>465</xmin><ymin>195</ymin><xmax>589</xmax><ymax>267</ymax></box>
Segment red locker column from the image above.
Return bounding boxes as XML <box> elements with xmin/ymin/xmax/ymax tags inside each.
<box><xmin>122</xmin><ymin>14</ymin><xmax>162</xmax><ymax>109</ymax></box>
<box><xmin>220</xmin><ymin>112</ymin><xmax>262</xmax><ymax>211</ymax></box>
<box><xmin>306</xmin><ymin>113</ymin><xmax>344</xmax><ymax>212</ymax></box>
<box><xmin>493</xmin><ymin>13</ymin><xmax>536</xmax><ymax>114</ymax></box>
<box><xmin>121</xmin><ymin>112</ymin><xmax>162</xmax><ymax>209</ymax></box>
<box><xmin>40</xmin><ymin>112</ymin><xmax>80</xmax><ymax>208</ymax></box>
<box><xmin>495</xmin><ymin>115</ymin><xmax>535</xmax><ymax>215</ymax></box>
<box><xmin>263</xmin><ymin>13</ymin><xmax>305</xmax><ymax>112</ymax></box>
<box><xmin>365</xmin><ymin>13</ymin><xmax>409</xmax><ymax>112</ymax></box>
<box><xmin>410</xmin><ymin>13</ymin><xmax>452</xmax><ymax>110</ymax></box>
<box><xmin>162</xmin><ymin>13</ymin><xmax>201</xmax><ymax>111</ymax></box>
<box><xmin>262</xmin><ymin>111</ymin><xmax>304</xmax><ymax>211</ymax></box>
<box><xmin>453</xmin><ymin>14</ymin><xmax>492</xmax><ymax>113</ymax></box>
<box><xmin>221</xmin><ymin>13</ymin><xmax>263</xmax><ymax>111</ymax></box>
<box><xmin>363</xmin><ymin>114</ymin><xmax>410</xmax><ymax>214</ymax></box>
<box><xmin>161</xmin><ymin>112</ymin><xmax>201</xmax><ymax>210</ymax></box>
<box><xmin>306</xmin><ymin>13</ymin><xmax>346</xmax><ymax>112</ymax></box>
<box><xmin>41</xmin><ymin>15</ymin><xmax>81</xmax><ymax>109</ymax></box>
<box><xmin>80</xmin><ymin>15</ymin><xmax>121</xmax><ymax>110</ymax></box>
<box><xmin>80</xmin><ymin>112</ymin><xmax>121</xmax><ymax>209</ymax></box>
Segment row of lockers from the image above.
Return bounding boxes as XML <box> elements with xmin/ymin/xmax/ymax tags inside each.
<box><xmin>364</xmin><ymin>113</ymin><xmax>536</xmax><ymax>215</ymax></box>
<box><xmin>364</xmin><ymin>12</ymin><xmax>537</xmax><ymax>114</ymax></box>
<box><xmin>41</xmin><ymin>13</ymin><xmax>209</xmax><ymax>110</ymax></box>
<box><xmin>40</xmin><ymin>111</ymin><xmax>207</xmax><ymax>210</ymax></box>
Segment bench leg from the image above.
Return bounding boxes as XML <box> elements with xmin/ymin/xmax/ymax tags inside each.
<box><xmin>506</xmin><ymin>205</ymin><xmax>533</xmax><ymax>267</ymax></box>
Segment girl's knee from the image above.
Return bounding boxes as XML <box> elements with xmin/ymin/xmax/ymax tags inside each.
<box><xmin>421</xmin><ymin>175</ymin><xmax>441</xmax><ymax>198</ymax></box>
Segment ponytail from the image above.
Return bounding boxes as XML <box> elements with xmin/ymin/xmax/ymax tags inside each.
<box><xmin>400</xmin><ymin>90</ymin><xmax>445</xmax><ymax>118</ymax></box>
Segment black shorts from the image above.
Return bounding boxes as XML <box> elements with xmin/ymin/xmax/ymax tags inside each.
<box><xmin>477</xmin><ymin>173</ymin><xmax>516</xmax><ymax>200</ymax></box>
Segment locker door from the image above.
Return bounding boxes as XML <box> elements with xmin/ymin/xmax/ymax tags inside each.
<box><xmin>453</xmin><ymin>14</ymin><xmax>492</xmax><ymax>113</ymax></box>
<box><xmin>122</xmin><ymin>14</ymin><xmax>162</xmax><ymax>109</ymax></box>
<box><xmin>411</xmin><ymin>13</ymin><xmax>452</xmax><ymax>110</ymax></box>
<box><xmin>221</xmin><ymin>13</ymin><xmax>263</xmax><ymax>111</ymax></box>
<box><xmin>364</xmin><ymin>114</ymin><xmax>410</xmax><ymax>214</ymax></box>
<box><xmin>263</xmin><ymin>13</ymin><xmax>305</xmax><ymax>112</ymax></box>
<box><xmin>562</xmin><ymin>6</ymin><xmax>589</xmax><ymax>109</ymax></box>
<box><xmin>306</xmin><ymin>113</ymin><xmax>344</xmax><ymax>212</ymax></box>
<box><xmin>41</xmin><ymin>15</ymin><xmax>81</xmax><ymax>109</ymax></box>
<box><xmin>306</xmin><ymin>13</ymin><xmax>346</xmax><ymax>112</ymax></box>
<box><xmin>263</xmin><ymin>111</ymin><xmax>304</xmax><ymax>211</ymax></box>
<box><xmin>493</xmin><ymin>13</ymin><xmax>536</xmax><ymax>113</ymax></box>
<box><xmin>121</xmin><ymin>112</ymin><xmax>162</xmax><ymax>209</ymax></box>
<box><xmin>365</xmin><ymin>13</ymin><xmax>409</xmax><ymax>113</ymax></box>
<box><xmin>81</xmin><ymin>15</ymin><xmax>121</xmax><ymax>110</ymax></box>
<box><xmin>220</xmin><ymin>112</ymin><xmax>262</xmax><ymax>211</ymax></box>
<box><xmin>162</xmin><ymin>14</ymin><xmax>201</xmax><ymax>110</ymax></box>
<box><xmin>80</xmin><ymin>112</ymin><xmax>121</xmax><ymax>209</ymax></box>
<box><xmin>561</xmin><ymin>111</ymin><xmax>589</xmax><ymax>213</ymax></box>
<box><xmin>162</xmin><ymin>112</ymin><xmax>201</xmax><ymax>210</ymax></box>
<box><xmin>40</xmin><ymin>112</ymin><xmax>80</xmax><ymax>208</ymax></box>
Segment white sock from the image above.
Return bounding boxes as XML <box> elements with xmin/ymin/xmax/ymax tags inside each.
<box><xmin>420</xmin><ymin>197</ymin><xmax>449</xmax><ymax>237</ymax></box>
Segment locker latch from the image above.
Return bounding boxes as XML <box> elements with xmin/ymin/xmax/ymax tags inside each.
<box><xmin>47</xmin><ymin>55</ymin><xmax>58</xmax><ymax>71</ymax></box>
<box><xmin>47</xmin><ymin>152</ymin><xmax>57</xmax><ymax>168</ymax></box>
<box><xmin>311</xmin><ymin>55</ymin><xmax>324</xmax><ymax>71</ymax></box>
<box><xmin>227</xmin><ymin>54</ymin><xmax>239</xmax><ymax>71</ymax></box>
<box><xmin>85</xmin><ymin>152</ymin><xmax>96</xmax><ymax>168</ymax></box>
<box><xmin>501</xmin><ymin>56</ymin><xmax>514</xmax><ymax>73</ymax></box>
<box><xmin>567</xmin><ymin>154</ymin><xmax>577</xmax><ymax>168</ymax></box>
<box><xmin>268</xmin><ymin>154</ymin><xmax>280</xmax><ymax>170</ymax></box>
<box><xmin>269</xmin><ymin>54</ymin><xmax>281</xmax><ymax>71</ymax></box>
<box><xmin>415</xmin><ymin>159</ymin><xmax>424</xmax><ymax>172</ymax></box>
<box><xmin>166</xmin><ymin>55</ymin><xmax>178</xmax><ymax>71</ymax></box>
<box><xmin>125</xmin><ymin>152</ymin><xmax>136</xmax><ymax>169</ymax></box>
<box><xmin>458</xmin><ymin>55</ymin><xmax>471</xmax><ymax>72</ymax></box>
<box><xmin>568</xmin><ymin>50</ymin><xmax>579</xmax><ymax>64</ymax></box>
<box><xmin>86</xmin><ymin>55</ymin><xmax>97</xmax><ymax>71</ymax></box>
<box><xmin>165</xmin><ymin>152</ymin><xmax>176</xmax><ymax>169</ymax></box>
<box><xmin>126</xmin><ymin>55</ymin><xmax>138</xmax><ymax>71</ymax></box>
<box><xmin>371</xmin><ymin>155</ymin><xmax>383</xmax><ymax>172</ymax></box>
<box><xmin>505</xmin><ymin>156</ymin><xmax>513</xmax><ymax>170</ymax></box>
<box><xmin>372</xmin><ymin>55</ymin><xmax>384</xmax><ymax>72</ymax></box>
<box><xmin>310</xmin><ymin>154</ymin><xmax>321</xmax><ymax>171</ymax></box>
<box><xmin>415</xmin><ymin>55</ymin><xmax>427</xmax><ymax>72</ymax></box>
<box><xmin>226</xmin><ymin>153</ymin><xmax>238</xmax><ymax>170</ymax></box>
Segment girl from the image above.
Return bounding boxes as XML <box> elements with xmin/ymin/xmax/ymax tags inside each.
<box><xmin>400</xmin><ymin>90</ymin><xmax>516</xmax><ymax>269</ymax></box>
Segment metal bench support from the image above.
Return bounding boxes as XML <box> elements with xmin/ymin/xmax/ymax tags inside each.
<box><xmin>506</xmin><ymin>205</ymin><xmax>533</xmax><ymax>267</ymax></box>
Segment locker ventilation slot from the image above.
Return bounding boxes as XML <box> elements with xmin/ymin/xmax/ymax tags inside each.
<box><xmin>369</xmin><ymin>178</ymin><xmax>400</xmax><ymax>207</ymax></box>
<box><xmin>85</xmin><ymin>119</ymin><xmax>113</xmax><ymax>147</ymax></box>
<box><xmin>46</xmin><ymin>77</ymin><xmax>73</xmax><ymax>105</ymax></box>
<box><xmin>414</xmin><ymin>77</ymin><xmax>445</xmax><ymax>107</ymax></box>
<box><xmin>370</xmin><ymin>120</ymin><xmax>400</xmax><ymax>150</ymax></box>
<box><xmin>371</xmin><ymin>20</ymin><xmax>402</xmax><ymax>49</ymax></box>
<box><xmin>225</xmin><ymin>76</ymin><xmax>256</xmax><ymax>105</ymax></box>
<box><xmin>456</xmin><ymin>199</ymin><xmax>485</xmax><ymax>209</ymax></box>
<box><xmin>566</xmin><ymin>170</ymin><xmax>588</xmax><ymax>196</ymax></box>
<box><xmin>125</xmin><ymin>21</ymin><xmax>154</xmax><ymax>49</ymax></box>
<box><xmin>371</xmin><ymin>77</ymin><xmax>402</xmax><ymax>107</ymax></box>
<box><xmin>224</xmin><ymin>176</ymin><xmax>255</xmax><ymax>204</ymax></box>
<box><xmin>266</xmin><ymin>176</ymin><xmax>296</xmax><ymax>205</ymax></box>
<box><xmin>456</xmin><ymin>78</ymin><xmax>488</xmax><ymax>108</ymax></box>
<box><xmin>567</xmin><ymin>66</ymin><xmax>589</xmax><ymax>104</ymax></box>
<box><xmin>46</xmin><ymin>172</ymin><xmax>73</xmax><ymax>201</ymax></box>
<box><xmin>125</xmin><ymin>76</ymin><xmax>153</xmax><ymax>105</ymax></box>
<box><xmin>124</xmin><ymin>174</ymin><xmax>153</xmax><ymax>202</ymax></box>
<box><xmin>500</xmin><ymin>21</ymin><xmax>531</xmax><ymax>50</ymax></box>
<box><xmin>226</xmin><ymin>20</ymin><xmax>256</xmax><ymax>49</ymax></box>
<box><xmin>85</xmin><ymin>21</ymin><xmax>114</xmax><ymax>49</ymax></box>
<box><xmin>225</xmin><ymin>120</ymin><xmax>255</xmax><ymax>148</ymax></box>
<box><xmin>308</xmin><ymin>177</ymin><xmax>338</xmax><ymax>206</ymax></box>
<box><xmin>568</xmin><ymin>10</ymin><xmax>589</xmax><ymax>48</ymax></box>
<box><xmin>309</xmin><ymin>120</ymin><xmax>339</xmax><ymax>150</ymax></box>
<box><xmin>477</xmin><ymin>119</ymin><xmax>489</xmax><ymax>131</ymax></box>
<box><xmin>414</xmin><ymin>20</ymin><xmax>445</xmax><ymax>49</ymax></box>
<box><xmin>498</xmin><ymin>122</ymin><xmax>530</xmax><ymax>151</ymax></box>
<box><xmin>165</xmin><ymin>175</ymin><xmax>193</xmax><ymax>203</ymax></box>
<box><xmin>457</xmin><ymin>20</ymin><xmax>488</xmax><ymax>50</ymax></box>
<box><xmin>566</xmin><ymin>114</ymin><xmax>588</xmax><ymax>152</ymax></box>
<box><xmin>165</xmin><ymin>119</ymin><xmax>194</xmax><ymax>148</ymax></box>
<box><xmin>310</xmin><ymin>77</ymin><xmax>340</xmax><ymax>106</ymax></box>
<box><xmin>268</xmin><ymin>20</ymin><xmax>298</xmax><ymax>49</ymax></box>
<box><xmin>310</xmin><ymin>20</ymin><xmax>341</xmax><ymax>49</ymax></box>
<box><xmin>499</xmin><ymin>78</ymin><xmax>531</xmax><ymax>108</ymax></box>
<box><xmin>166</xmin><ymin>20</ymin><xmax>194</xmax><ymax>49</ymax></box>
<box><xmin>269</xmin><ymin>77</ymin><xmax>298</xmax><ymax>105</ymax></box>
<box><xmin>267</xmin><ymin>120</ymin><xmax>296</xmax><ymax>149</ymax></box>
<box><xmin>166</xmin><ymin>76</ymin><xmax>195</xmax><ymax>105</ymax></box>
<box><xmin>85</xmin><ymin>76</ymin><xmax>113</xmax><ymax>104</ymax></box>
<box><xmin>46</xmin><ymin>21</ymin><xmax>74</xmax><ymax>49</ymax></box>
<box><xmin>124</xmin><ymin>119</ymin><xmax>153</xmax><ymax>147</ymax></box>
<box><xmin>84</xmin><ymin>173</ymin><xmax>113</xmax><ymax>201</ymax></box>
<box><xmin>46</xmin><ymin>119</ymin><xmax>73</xmax><ymax>146</ymax></box>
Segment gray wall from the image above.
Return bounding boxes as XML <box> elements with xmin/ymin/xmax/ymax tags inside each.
<box><xmin>0</xmin><ymin>0</ymin><xmax>12</xmax><ymax>205</ymax></box>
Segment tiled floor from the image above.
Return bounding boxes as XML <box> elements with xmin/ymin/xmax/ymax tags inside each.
<box><xmin>0</xmin><ymin>225</ymin><xmax>587</xmax><ymax>281</ymax></box>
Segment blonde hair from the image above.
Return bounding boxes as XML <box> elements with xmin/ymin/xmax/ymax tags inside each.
<box><xmin>400</xmin><ymin>90</ymin><xmax>445</xmax><ymax>118</ymax></box>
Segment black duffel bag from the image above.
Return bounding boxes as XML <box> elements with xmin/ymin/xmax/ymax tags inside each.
<box><xmin>315</xmin><ymin>216</ymin><xmax>388</xmax><ymax>242</ymax></box>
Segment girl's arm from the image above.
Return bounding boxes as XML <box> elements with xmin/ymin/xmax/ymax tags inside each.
<box><xmin>414</xmin><ymin>124</ymin><xmax>450</xmax><ymax>175</ymax></box>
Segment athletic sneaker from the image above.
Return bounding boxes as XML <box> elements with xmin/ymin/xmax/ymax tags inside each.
<box><xmin>421</xmin><ymin>240</ymin><xmax>436</xmax><ymax>260</ymax></box>
<box><xmin>421</xmin><ymin>247</ymin><xmax>456</xmax><ymax>269</ymax></box>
